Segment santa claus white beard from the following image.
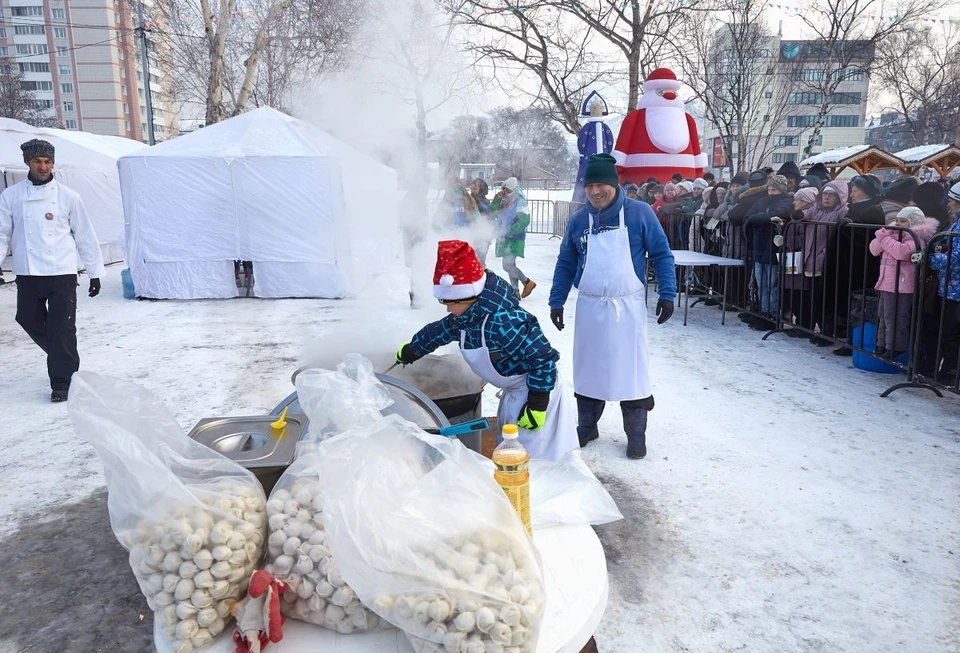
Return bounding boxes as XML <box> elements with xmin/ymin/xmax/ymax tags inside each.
<box><xmin>645</xmin><ymin>106</ymin><xmax>690</xmax><ymax>154</ymax></box>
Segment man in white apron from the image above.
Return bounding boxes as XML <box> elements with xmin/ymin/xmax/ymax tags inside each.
<box><xmin>548</xmin><ymin>153</ymin><xmax>677</xmax><ymax>459</ymax></box>
<box><xmin>397</xmin><ymin>240</ymin><xmax>578</xmax><ymax>461</ymax></box>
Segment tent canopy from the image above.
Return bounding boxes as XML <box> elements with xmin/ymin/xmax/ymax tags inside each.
<box><xmin>0</xmin><ymin>117</ymin><xmax>147</xmax><ymax>267</ymax></box>
<box><xmin>118</xmin><ymin>107</ymin><xmax>400</xmax><ymax>300</ymax></box>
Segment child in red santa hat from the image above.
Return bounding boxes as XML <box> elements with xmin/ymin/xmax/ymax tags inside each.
<box><xmin>394</xmin><ymin>240</ymin><xmax>579</xmax><ymax>460</ymax></box>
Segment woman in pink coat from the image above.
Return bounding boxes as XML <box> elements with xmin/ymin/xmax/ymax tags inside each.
<box><xmin>868</xmin><ymin>206</ymin><xmax>940</xmax><ymax>357</ymax></box>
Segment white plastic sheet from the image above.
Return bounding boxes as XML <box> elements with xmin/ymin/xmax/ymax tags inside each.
<box><xmin>530</xmin><ymin>451</ymin><xmax>623</xmax><ymax>529</ymax></box>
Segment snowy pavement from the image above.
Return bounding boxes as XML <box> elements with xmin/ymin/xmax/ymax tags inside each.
<box><xmin>1</xmin><ymin>234</ymin><xmax>958</xmax><ymax>652</ymax></box>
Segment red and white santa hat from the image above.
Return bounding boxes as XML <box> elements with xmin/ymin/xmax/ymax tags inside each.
<box><xmin>642</xmin><ymin>68</ymin><xmax>682</xmax><ymax>93</ymax></box>
<box><xmin>433</xmin><ymin>240</ymin><xmax>486</xmax><ymax>300</ymax></box>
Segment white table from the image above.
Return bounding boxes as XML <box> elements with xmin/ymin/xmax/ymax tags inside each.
<box><xmin>670</xmin><ymin>250</ymin><xmax>745</xmax><ymax>326</ymax></box>
<box><xmin>155</xmin><ymin>524</ymin><xmax>608</xmax><ymax>653</ymax></box>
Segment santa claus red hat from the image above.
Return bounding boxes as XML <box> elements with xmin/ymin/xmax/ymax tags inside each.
<box><xmin>433</xmin><ymin>240</ymin><xmax>486</xmax><ymax>300</ymax></box>
<box><xmin>642</xmin><ymin>67</ymin><xmax>681</xmax><ymax>92</ymax></box>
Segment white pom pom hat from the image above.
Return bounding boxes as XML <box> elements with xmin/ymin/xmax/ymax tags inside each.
<box><xmin>433</xmin><ymin>240</ymin><xmax>486</xmax><ymax>300</ymax></box>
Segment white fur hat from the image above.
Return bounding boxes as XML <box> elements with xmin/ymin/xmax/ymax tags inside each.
<box><xmin>894</xmin><ymin>206</ymin><xmax>926</xmax><ymax>227</ymax></box>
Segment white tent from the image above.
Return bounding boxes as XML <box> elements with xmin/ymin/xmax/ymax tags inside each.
<box><xmin>0</xmin><ymin>118</ymin><xmax>146</xmax><ymax>269</ymax></box>
<box><xmin>118</xmin><ymin>107</ymin><xmax>400</xmax><ymax>299</ymax></box>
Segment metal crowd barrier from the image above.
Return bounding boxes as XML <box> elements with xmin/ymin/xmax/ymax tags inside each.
<box><xmin>551</xmin><ymin>201</ymin><xmax>584</xmax><ymax>239</ymax></box>
<box><xmin>883</xmin><ymin>231</ymin><xmax>960</xmax><ymax>398</ymax></box>
<box><xmin>696</xmin><ymin>216</ymin><xmax>948</xmax><ymax>397</ymax></box>
<box><xmin>524</xmin><ymin>199</ymin><xmax>556</xmax><ymax>235</ymax></box>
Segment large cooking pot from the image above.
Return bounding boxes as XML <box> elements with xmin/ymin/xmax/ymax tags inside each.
<box><xmin>273</xmin><ymin>373</ymin><xmax>450</xmax><ymax>432</ymax></box>
<box><xmin>290</xmin><ymin>354</ymin><xmax>486</xmax><ymax>448</ymax></box>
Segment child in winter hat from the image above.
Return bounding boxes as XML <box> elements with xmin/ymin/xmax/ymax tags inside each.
<box><xmin>868</xmin><ymin>206</ymin><xmax>940</xmax><ymax>358</ymax></box>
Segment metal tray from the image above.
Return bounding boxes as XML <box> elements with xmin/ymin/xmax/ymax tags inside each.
<box><xmin>188</xmin><ymin>415</ymin><xmax>304</xmax><ymax>469</ymax></box>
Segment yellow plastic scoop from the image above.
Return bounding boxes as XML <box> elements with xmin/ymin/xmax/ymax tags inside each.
<box><xmin>270</xmin><ymin>407</ymin><xmax>289</xmax><ymax>431</ymax></box>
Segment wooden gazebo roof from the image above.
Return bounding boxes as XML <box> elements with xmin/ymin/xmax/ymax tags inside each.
<box><xmin>800</xmin><ymin>145</ymin><xmax>904</xmax><ymax>176</ymax></box>
<box><xmin>894</xmin><ymin>144</ymin><xmax>960</xmax><ymax>178</ymax></box>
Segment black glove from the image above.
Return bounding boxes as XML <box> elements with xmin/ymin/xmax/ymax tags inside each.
<box><xmin>88</xmin><ymin>278</ymin><xmax>101</xmax><ymax>298</ymax></box>
<box><xmin>550</xmin><ymin>308</ymin><xmax>564</xmax><ymax>331</ymax></box>
<box><xmin>395</xmin><ymin>343</ymin><xmax>420</xmax><ymax>365</ymax></box>
<box><xmin>656</xmin><ymin>299</ymin><xmax>674</xmax><ymax>324</ymax></box>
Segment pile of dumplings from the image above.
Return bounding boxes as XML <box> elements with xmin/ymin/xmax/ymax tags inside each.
<box><xmin>373</xmin><ymin>532</ymin><xmax>545</xmax><ymax>653</ymax></box>
<box><xmin>127</xmin><ymin>483</ymin><xmax>267</xmax><ymax>653</ymax></box>
<box><xmin>265</xmin><ymin>480</ymin><xmax>381</xmax><ymax>633</ymax></box>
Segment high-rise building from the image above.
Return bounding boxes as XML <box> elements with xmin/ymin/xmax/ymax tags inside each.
<box><xmin>701</xmin><ymin>36</ymin><xmax>871</xmax><ymax>176</ymax></box>
<box><xmin>0</xmin><ymin>0</ymin><xmax>177</xmax><ymax>141</ymax></box>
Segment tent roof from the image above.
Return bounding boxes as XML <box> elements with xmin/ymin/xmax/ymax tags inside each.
<box><xmin>0</xmin><ymin>117</ymin><xmax>147</xmax><ymax>170</ymax></box>
<box><xmin>125</xmin><ymin>107</ymin><xmax>389</xmax><ymax>168</ymax></box>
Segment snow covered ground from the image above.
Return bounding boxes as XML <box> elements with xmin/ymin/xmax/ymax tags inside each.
<box><xmin>1</xmin><ymin>234</ymin><xmax>958</xmax><ymax>652</ymax></box>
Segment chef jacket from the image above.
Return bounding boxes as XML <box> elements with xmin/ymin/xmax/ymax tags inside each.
<box><xmin>0</xmin><ymin>178</ymin><xmax>104</xmax><ymax>278</ymax></box>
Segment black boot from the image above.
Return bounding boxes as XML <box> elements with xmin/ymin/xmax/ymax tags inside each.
<box><xmin>576</xmin><ymin>395</ymin><xmax>605</xmax><ymax>447</ymax></box>
<box><xmin>621</xmin><ymin>405</ymin><xmax>648</xmax><ymax>459</ymax></box>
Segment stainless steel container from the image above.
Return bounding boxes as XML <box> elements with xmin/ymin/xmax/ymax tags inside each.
<box><xmin>188</xmin><ymin>415</ymin><xmax>305</xmax><ymax>494</ymax></box>
<box><xmin>290</xmin><ymin>356</ymin><xmax>486</xmax><ymax>451</ymax></box>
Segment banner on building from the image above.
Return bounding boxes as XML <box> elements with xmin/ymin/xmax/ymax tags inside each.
<box><xmin>712</xmin><ymin>138</ymin><xmax>726</xmax><ymax>168</ymax></box>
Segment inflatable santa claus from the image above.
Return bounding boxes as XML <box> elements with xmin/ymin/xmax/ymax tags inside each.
<box><xmin>612</xmin><ymin>68</ymin><xmax>707</xmax><ymax>185</ymax></box>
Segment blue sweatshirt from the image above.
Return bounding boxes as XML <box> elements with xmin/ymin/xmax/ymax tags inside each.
<box><xmin>549</xmin><ymin>189</ymin><xmax>677</xmax><ymax>309</ymax></box>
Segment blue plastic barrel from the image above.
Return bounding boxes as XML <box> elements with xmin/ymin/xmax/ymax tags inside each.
<box><xmin>852</xmin><ymin>323</ymin><xmax>908</xmax><ymax>374</ymax></box>
<box><xmin>121</xmin><ymin>268</ymin><xmax>136</xmax><ymax>299</ymax></box>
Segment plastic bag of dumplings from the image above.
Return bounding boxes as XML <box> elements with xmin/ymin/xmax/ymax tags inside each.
<box><xmin>68</xmin><ymin>372</ymin><xmax>267</xmax><ymax>653</ymax></box>
<box><xmin>262</xmin><ymin>452</ymin><xmax>382</xmax><ymax>633</ymax></box>
<box><xmin>313</xmin><ymin>415</ymin><xmax>546</xmax><ymax>653</ymax></box>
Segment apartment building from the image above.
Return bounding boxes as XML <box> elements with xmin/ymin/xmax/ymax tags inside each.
<box><xmin>701</xmin><ymin>37</ymin><xmax>870</xmax><ymax>175</ymax></box>
<box><xmin>0</xmin><ymin>0</ymin><xmax>177</xmax><ymax>141</ymax></box>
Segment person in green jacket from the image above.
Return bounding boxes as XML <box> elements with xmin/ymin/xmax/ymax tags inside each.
<box><xmin>495</xmin><ymin>177</ymin><xmax>536</xmax><ymax>299</ymax></box>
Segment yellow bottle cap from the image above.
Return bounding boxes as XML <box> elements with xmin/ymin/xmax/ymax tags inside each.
<box><xmin>502</xmin><ymin>424</ymin><xmax>519</xmax><ymax>439</ymax></box>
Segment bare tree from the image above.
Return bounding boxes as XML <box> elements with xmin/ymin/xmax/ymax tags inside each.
<box><xmin>452</xmin><ymin>0</ymin><xmax>609</xmax><ymax>135</ymax></box>
<box><xmin>873</xmin><ymin>25</ymin><xmax>960</xmax><ymax>147</ymax></box>
<box><xmin>0</xmin><ymin>58</ymin><xmax>58</xmax><ymax>127</ymax></box>
<box><xmin>487</xmin><ymin>106</ymin><xmax>574</xmax><ymax>179</ymax></box>
<box><xmin>681</xmin><ymin>0</ymin><xmax>796</xmax><ymax>176</ymax></box>
<box><xmin>380</xmin><ymin>0</ymin><xmax>473</xmax><ymax>167</ymax></box>
<box><xmin>436</xmin><ymin>115</ymin><xmax>492</xmax><ymax>177</ymax></box>
<box><xmin>152</xmin><ymin>0</ymin><xmax>360</xmax><ymax>125</ymax></box>
<box><xmin>245</xmin><ymin>0</ymin><xmax>359</xmax><ymax>110</ymax></box>
<box><xmin>792</xmin><ymin>0</ymin><xmax>946</xmax><ymax>156</ymax></box>
<box><xmin>542</xmin><ymin>0</ymin><xmax>693</xmax><ymax>112</ymax></box>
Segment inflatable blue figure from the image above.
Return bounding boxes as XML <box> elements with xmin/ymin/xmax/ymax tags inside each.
<box><xmin>573</xmin><ymin>91</ymin><xmax>614</xmax><ymax>203</ymax></box>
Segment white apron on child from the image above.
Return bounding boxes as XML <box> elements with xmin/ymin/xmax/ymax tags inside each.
<box><xmin>459</xmin><ymin>316</ymin><xmax>578</xmax><ymax>461</ymax></box>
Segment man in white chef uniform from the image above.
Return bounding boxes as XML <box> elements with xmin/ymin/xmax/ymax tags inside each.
<box><xmin>548</xmin><ymin>153</ymin><xmax>676</xmax><ymax>459</ymax></box>
<box><xmin>0</xmin><ymin>139</ymin><xmax>104</xmax><ymax>402</ymax></box>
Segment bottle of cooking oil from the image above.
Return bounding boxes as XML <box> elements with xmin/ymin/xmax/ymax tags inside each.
<box><xmin>493</xmin><ymin>424</ymin><xmax>532</xmax><ymax>535</ymax></box>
